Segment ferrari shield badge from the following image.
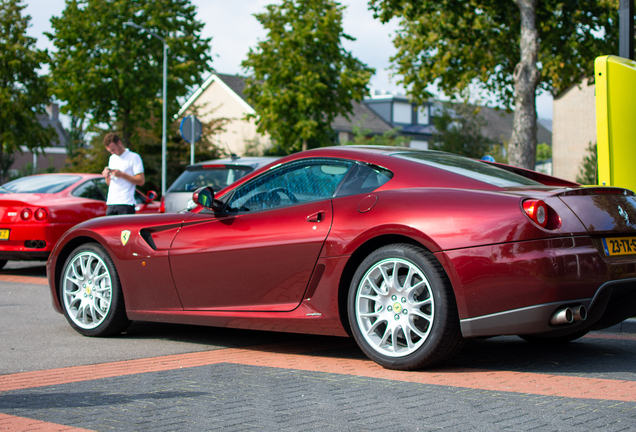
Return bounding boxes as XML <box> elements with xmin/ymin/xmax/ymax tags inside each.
<box><xmin>121</xmin><ymin>230</ymin><xmax>131</xmax><ymax>246</ymax></box>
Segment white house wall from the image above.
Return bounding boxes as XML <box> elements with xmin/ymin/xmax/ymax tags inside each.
<box><xmin>552</xmin><ymin>78</ymin><xmax>597</xmax><ymax>182</ymax></box>
<box><xmin>187</xmin><ymin>80</ymin><xmax>269</xmax><ymax>156</ymax></box>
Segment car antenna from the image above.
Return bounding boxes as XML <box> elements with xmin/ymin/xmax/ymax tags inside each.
<box><xmin>222</xmin><ymin>141</ymin><xmax>239</xmax><ymax>160</ymax></box>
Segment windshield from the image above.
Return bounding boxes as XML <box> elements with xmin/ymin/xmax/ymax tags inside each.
<box><xmin>168</xmin><ymin>166</ymin><xmax>253</xmax><ymax>193</ymax></box>
<box><xmin>393</xmin><ymin>151</ymin><xmax>542</xmax><ymax>188</ymax></box>
<box><xmin>0</xmin><ymin>175</ymin><xmax>82</xmax><ymax>194</ymax></box>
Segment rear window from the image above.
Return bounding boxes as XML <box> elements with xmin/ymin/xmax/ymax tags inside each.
<box><xmin>393</xmin><ymin>151</ymin><xmax>541</xmax><ymax>187</ymax></box>
<box><xmin>0</xmin><ymin>175</ymin><xmax>82</xmax><ymax>194</ymax></box>
<box><xmin>168</xmin><ymin>166</ymin><xmax>253</xmax><ymax>192</ymax></box>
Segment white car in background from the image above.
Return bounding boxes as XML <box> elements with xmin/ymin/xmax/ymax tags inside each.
<box><xmin>161</xmin><ymin>156</ymin><xmax>279</xmax><ymax>213</ymax></box>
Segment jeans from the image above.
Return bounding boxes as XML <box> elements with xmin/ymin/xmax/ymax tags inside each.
<box><xmin>106</xmin><ymin>205</ymin><xmax>136</xmax><ymax>215</ymax></box>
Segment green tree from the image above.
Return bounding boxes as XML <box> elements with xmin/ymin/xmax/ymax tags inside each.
<box><xmin>431</xmin><ymin>103</ymin><xmax>497</xmax><ymax>159</ymax></box>
<box><xmin>242</xmin><ymin>0</ymin><xmax>374</xmax><ymax>154</ymax></box>
<box><xmin>350</xmin><ymin>116</ymin><xmax>409</xmax><ymax>147</ymax></box>
<box><xmin>576</xmin><ymin>142</ymin><xmax>598</xmax><ymax>185</ymax></box>
<box><xmin>64</xmin><ymin>112</ymin><xmax>229</xmax><ymax>194</ymax></box>
<box><xmin>369</xmin><ymin>0</ymin><xmax>619</xmax><ymax>169</ymax></box>
<box><xmin>63</xmin><ymin>114</ymin><xmax>86</xmax><ymax>166</ymax></box>
<box><xmin>47</xmin><ymin>0</ymin><xmax>213</xmax><ymax>147</ymax></box>
<box><xmin>536</xmin><ymin>143</ymin><xmax>551</xmax><ymax>163</ymax></box>
<box><xmin>0</xmin><ymin>0</ymin><xmax>55</xmax><ymax>183</ymax></box>
<box><xmin>0</xmin><ymin>144</ymin><xmax>15</xmax><ymax>181</ymax></box>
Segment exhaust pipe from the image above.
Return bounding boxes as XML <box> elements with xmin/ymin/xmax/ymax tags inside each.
<box><xmin>549</xmin><ymin>307</ymin><xmax>573</xmax><ymax>325</ymax></box>
<box><xmin>571</xmin><ymin>305</ymin><xmax>587</xmax><ymax>322</ymax></box>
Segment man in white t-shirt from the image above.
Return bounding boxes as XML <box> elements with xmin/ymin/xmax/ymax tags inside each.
<box><xmin>101</xmin><ymin>133</ymin><xmax>145</xmax><ymax>215</ymax></box>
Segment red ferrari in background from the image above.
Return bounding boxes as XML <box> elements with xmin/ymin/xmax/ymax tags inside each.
<box><xmin>0</xmin><ymin>173</ymin><xmax>158</xmax><ymax>268</ymax></box>
<box><xmin>46</xmin><ymin>147</ymin><xmax>636</xmax><ymax>370</ymax></box>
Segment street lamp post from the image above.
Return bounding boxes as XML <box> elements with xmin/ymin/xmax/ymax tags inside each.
<box><xmin>123</xmin><ymin>22</ymin><xmax>168</xmax><ymax>196</ymax></box>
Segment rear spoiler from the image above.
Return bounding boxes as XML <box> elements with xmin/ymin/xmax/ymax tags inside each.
<box><xmin>482</xmin><ymin>161</ymin><xmax>580</xmax><ymax>187</ymax></box>
<box><xmin>557</xmin><ymin>187</ymin><xmax>635</xmax><ymax>197</ymax></box>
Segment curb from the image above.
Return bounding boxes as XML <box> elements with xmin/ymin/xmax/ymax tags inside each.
<box><xmin>597</xmin><ymin>318</ymin><xmax>636</xmax><ymax>334</ymax></box>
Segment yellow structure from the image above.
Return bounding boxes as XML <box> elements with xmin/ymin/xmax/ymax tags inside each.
<box><xmin>595</xmin><ymin>55</ymin><xmax>636</xmax><ymax>191</ymax></box>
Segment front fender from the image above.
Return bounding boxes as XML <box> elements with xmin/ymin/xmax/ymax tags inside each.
<box><xmin>48</xmin><ymin>213</ymin><xmax>190</xmax><ymax>314</ymax></box>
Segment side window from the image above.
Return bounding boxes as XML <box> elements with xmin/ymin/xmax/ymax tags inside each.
<box><xmin>95</xmin><ymin>179</ymin><xmax>109</xmax><ymax>199</ymax></box>
<box><xmin>336</xmin><ymin>163</ymin><xmax>393</xmax><ymax>197</ymax></box>
<box><xmin>71</xmin><ymin>180</ymin><xmax>106</xmax><ymax>201</ymax></box>
<box><xmin>168</xmin><ymin>167</ymin><xmax>253</xmax><ymax>192</ymax></box>
<box><xmin>227</xmin><ymin>159</ymin><xmax>353</xmax><ymax>212</ymax></box>
<box><xmin>134</xmin><ymin>190</ymin><xmax>146</xmax><ymax>204</ymax></box>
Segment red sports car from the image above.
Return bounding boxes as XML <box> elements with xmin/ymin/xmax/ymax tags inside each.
<box><xmin>46</xmin><ymin>147</ymin><xmax>636</xmax><ymax>370</ymax></box>
<box><xmin>0</xmin><ymin>173</ymin><xmax>159</xmax><ymax>268</ymax></box>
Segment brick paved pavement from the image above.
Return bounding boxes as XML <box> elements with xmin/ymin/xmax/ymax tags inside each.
<box><xmin>2</xmin><ymin>266</ymin><xmax>636</xmax><ymax>431</ymax></box>
<box><xmin>2</xmin><ymin>361</ymin><xmax>636</xmax><ymax>432</ymax></box>
<box><xmin>1</xmin><ymin>336</ymin><xmax>636</xmax><ymax>432</ymax></box>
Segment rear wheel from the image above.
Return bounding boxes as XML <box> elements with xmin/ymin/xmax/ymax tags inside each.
<box><xmin>348</xmin><ymin>244</ymin><xmax>464</xmax><ymax>370</ymax></box>
<box><xmin>60</xmin><ymin>243</ymin><xmax>129</xmax><ymax>336</ymax></box>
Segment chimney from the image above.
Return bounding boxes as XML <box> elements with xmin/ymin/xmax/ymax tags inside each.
<box><xmin>46</xmin><ymin>104</ymin><xmax>59</xmax><ymax>121</ymax></box>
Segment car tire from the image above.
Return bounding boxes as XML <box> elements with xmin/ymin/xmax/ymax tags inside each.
<box><xmin>348</xmin><ymin>243</ymin><xmax>464</xmax><ymax>370</ymax></box>
<box><xmin>59</xmin><ymin>243</ymin><xmax>129</xmax><ymax>337</ymax></box>
<box><xmin>519</xmin><ymin>330</ymin><xmax>589</xmax><ymax>345</ymax></box>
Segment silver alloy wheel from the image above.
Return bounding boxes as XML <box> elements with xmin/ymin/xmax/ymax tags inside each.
<box><xmin>355</xmin><ymin>258</ymin><xmax>435</xmax><ymax>358</ymax></box>
<box><xmin>62</xmin><ymin>251</ymin><xmax>113</xmax><ymax>329</ymax></box>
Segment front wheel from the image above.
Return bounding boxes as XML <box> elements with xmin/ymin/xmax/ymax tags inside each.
<box><xmin>60</xmin><ymin>243</ymin><xmax>129</xmax><ymax>337</ymax></box>
<box><xmin>348</xmin><ymin>244</ymin><xmax>464</xmax><ymax>370</ymax></box>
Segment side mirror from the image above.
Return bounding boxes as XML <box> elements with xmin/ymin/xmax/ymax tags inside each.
<box><xmin>145</xmin><ymin>190</ymin><xmax>158</xmax><ymax>204</ymax></box>
<box><xmin>192</xmin><ymin>186</ymin><xmax>215</xmax><ymax>210</ymax></box>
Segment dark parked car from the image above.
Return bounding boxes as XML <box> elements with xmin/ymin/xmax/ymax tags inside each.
<box><xmin>161</xmin><ymin>156</ymin><xmax>278</xmax><ymax>212</ymax></box>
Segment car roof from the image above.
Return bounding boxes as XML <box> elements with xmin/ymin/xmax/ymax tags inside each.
<box><xmin>213</xmin><ymin>145</ymin><xmax>551</xmax><ymax>195</ymax></box>
<box><xmin>25</xmin><ymin>173</ymin><xmax>101</xmax><ymax>178</ymax></box>
<box><xmin>185</xmin><ymin>156</ymin><xmax>279</xmax><ymax>170</ymax></box>
<box><xmin>5</xmin><ymin>173</ymin><xmax>102</xmax><ymax>183</ymax></box>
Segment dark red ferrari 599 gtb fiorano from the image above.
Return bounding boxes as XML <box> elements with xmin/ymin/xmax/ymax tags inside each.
<box><xmin>47</xmin><ymin>146</ymin><xmax>636</xmax><ymax>370</ymax></box>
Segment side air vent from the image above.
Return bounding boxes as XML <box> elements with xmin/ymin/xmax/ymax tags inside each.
<box><xmin>139</xmin><ymin>229</ymin><xmax>157</xmax><ymax>250</ymax></box>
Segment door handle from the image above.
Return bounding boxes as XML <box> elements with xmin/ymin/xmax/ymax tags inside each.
<box><xmin>307</xmin><ymin>211</ymin><xmax>325</xmax><ymax>223</ymax></box>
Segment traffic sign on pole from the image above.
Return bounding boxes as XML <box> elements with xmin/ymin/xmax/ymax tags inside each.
<box><xmin>180</xmin><ymin>115</ymin><xmax>203</xmax><ymax>165</ymax></box>
<box><xmin>180</xmin><ymin>116</ymin><xmax>203</xmax><ymax>144</ymax></box>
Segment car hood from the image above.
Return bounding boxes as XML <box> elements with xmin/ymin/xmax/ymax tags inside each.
<box><xmin>74</xmin><ymin>211</ymin><xmax>192</xmax><ymax>231</ymax></box>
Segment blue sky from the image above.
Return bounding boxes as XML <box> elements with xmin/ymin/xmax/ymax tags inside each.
<box><xmin>23</xmin><ymin>0</ymin><xmax>553</xmax><ymax>120</ymax></box>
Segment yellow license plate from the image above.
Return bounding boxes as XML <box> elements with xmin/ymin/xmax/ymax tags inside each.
<box><xmin>0</xmin><ymin>229</ymin><xmax>9</xmax><ymax>240</ymax></box>
<box><xmin>602</xmin><ymin>237</ymin><xmax>636</xmax><ymax>256</ymax></box>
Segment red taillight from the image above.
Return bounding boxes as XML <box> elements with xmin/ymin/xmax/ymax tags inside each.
<box><xmin>522</xmin><ymin>200</ymin><xmax>548</xmax><ymax>228</ymax></box>
<box><xmin>159</xmin><ymin>196</ymin><xmax>165</xmax><ymax>213</ymax></box>
<box><xmin>35</xmin><ymin>208</ymin><xmax>48</xmax><ymax>221</ymax></box>
<box><xmin>20</xmin><ymin>208</ymin><xmax>32</xmax><ymax>221</ymax></box>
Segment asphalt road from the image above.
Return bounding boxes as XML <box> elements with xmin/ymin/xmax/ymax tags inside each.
<box><xmin>0</xmin><ymin>261</ymin><xmax>316</xmax><ymax>375</ymax></box>
<box><xmin>1</xmin><ymin>261</ymin><xmax>635</xmax><ymax>431</ymax></box>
